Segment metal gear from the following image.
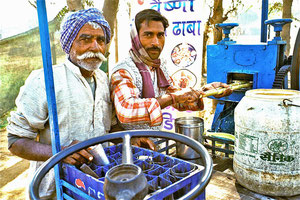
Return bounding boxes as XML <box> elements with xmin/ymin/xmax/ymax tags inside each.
<box><xmin>272</xmin><ymin>65</ymin><xmax>291</xmax><ymax>89</ymax></box>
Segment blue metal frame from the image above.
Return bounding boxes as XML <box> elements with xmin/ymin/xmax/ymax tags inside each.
<box><xmin>36</xmin><ymin>0</ymin><xmax>62</xmax><ymax>199</ymax></box>
<box><xmin>261</xmin><ymin>0</ymin><xmax>268</xmax><ymax>43</ymax></box>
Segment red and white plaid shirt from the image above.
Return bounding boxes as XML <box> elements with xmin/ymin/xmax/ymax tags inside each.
<box><xmin>111</xmin><ymin>69</ymin><xmax>202</xmax><ymax>127</ymax></box>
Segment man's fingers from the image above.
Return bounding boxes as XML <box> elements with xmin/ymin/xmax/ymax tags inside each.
<box><xmin>211</xmin><ymin>82</ymin><xmax>227</xmax><ymax>88</ymax></box>
<box><xmin>79</xmin><ymin>149</ymin><xmax>94</xmax><ymax>162</ymax></box>
<box><xmin>210</xmin><ymin>82</ymin><xmax>219</xmax><ymax>88</ymax></box>
<box><xmin>190</xmin><ymin>90</ymin><xmax>199</xmax><ymax>100</ymax></box>
<box><xmin>176</xmin><ymin>91</ymin><xmax>198</xmax><ymax>103</ymax></box>
<box><xmin>202</xmin><ymin>85</ymin><xmax>214</xmax><ymax>91</ymax></box>
<box><xmin>71</xmin><ymin>152</ymin><xmax>87</xmax><ymax>164</ymax></box>
<box><xmin>186</xmin><ymin>95</ymin><xmax>196</xmax><ymax>103</ymax></box>
<box><xmin>190</xmin><ymin>87</ymin><xmax>201</xmax><ymax>98</ymax></box>
<box><xmin>131</xmin><ymin>137</ymin><xmax>157</xmax><ymax>151</ymax></box>
<box><xmin>198</xmin><ymin>98</ymin><xmax>204</xmax><ymax>110</ymax></box>
<box><xmin>63</xmin><ymin>155</ymin><xmax>81</xmax><ymax>166</ymax></box>
<box><xmin>201</xmin><ymin>82</ymin><xmax>233</xmax><ymax>98</ymax></box>
<box><xmin>145</xmin><ymin>139</ymin><xmax>157</xmax><ymax>151</ymax></box>
<box><xmin>225</xmin><ymin>87</ymin><xmax>233</xmax><ymax>95</ymax></box>
<box><xmin>222</xmin><ymin>84</ymin><xmax>229</xmax><ymax>88</ymax></box>
<box><xmin>213</xmin><ymin>89</ymin><xmax>232</xmax><ymax>98</ymax></box>
<box><xmin>222</xmin><ymin>90</ymin><xmax>230</xmax><ymax>96</ymax></box>
<box><xmin>65</xmin><ymin>150</ymin><xmax>93</xmax><ymax>166</ymax></box>
<box><xmin>131</xmin><ymin>138</ymin><xmax>140</xmax><ymax>147</ymax></box>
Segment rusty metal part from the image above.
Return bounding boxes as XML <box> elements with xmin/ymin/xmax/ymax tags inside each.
<box><xmin>272</xmin><ymin>65</ymin><xmax>291</xmax><ymax>89</ymax></box>
<box><xmin>272</xmin><ymin>28</ymin><xmax>299</xmax><ymax>90</ymax></box>
<box><xmin>281</xmin><ymin>99</ymin><xmax>300</xmax><ymax>107</ymax></box>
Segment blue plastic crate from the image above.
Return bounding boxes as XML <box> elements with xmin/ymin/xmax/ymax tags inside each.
<box><xmin>62</xmin><ymin>144</ymin><xmax>205</xmax><ymax>199</ymax></box>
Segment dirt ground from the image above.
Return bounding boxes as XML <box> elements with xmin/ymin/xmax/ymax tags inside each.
<box><xmin>0</xmin><ymin>129</ymin><xmax>29</xmax><ymax>200</ymax></box>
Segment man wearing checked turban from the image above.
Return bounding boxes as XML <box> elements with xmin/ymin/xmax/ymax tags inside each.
<box><xmin>7</xmin><ymin>8</ymin><xmax>112</xmax><ymax>199</ymax></box>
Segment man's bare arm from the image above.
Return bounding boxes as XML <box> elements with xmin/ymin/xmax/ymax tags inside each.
<box><xmin>9</xmin><ymin>138</ymin><xmax>94</xmax><ymax>166</ymax></box>
<box><xmin>9</xmin><ymin>138</ymin><xmax>52</xmax><ymax>161</ymax></box>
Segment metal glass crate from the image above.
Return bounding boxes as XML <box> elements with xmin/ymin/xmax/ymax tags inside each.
<box><xmin>62</xmin><ymin>144</ymin><xmax>205</xmax><ymax>200</ymax></box>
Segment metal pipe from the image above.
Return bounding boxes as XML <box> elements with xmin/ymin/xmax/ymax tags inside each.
<box><xmin>122</xmin><ymin>133</ymin><xmax>133</xmax><ymax>164</ymax></box>
<box><xmin>36</xmin><ymin>0</ymin><xmax>62</xmax><ymax>199</ymax></box>
<box><xmin>261</xmin><ymin>0</ymin><xmax>269</xmax><ymax>43</ymax></box>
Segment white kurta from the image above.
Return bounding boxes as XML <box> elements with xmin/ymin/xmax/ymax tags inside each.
<box><xmin>7</xmin><ymin>58</ymin><xmax>111</xmax><ymax>199</ymax></box>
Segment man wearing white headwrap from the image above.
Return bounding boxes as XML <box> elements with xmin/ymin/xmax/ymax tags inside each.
<box><xmin>7</xmin><ymin>8</ymin><xmax>111</xmax><ymax>199</ymax></box>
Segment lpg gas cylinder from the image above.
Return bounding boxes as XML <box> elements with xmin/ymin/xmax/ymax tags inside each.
<box><xmin>233</xmin><ymin>89</ymin><xmax>300</xmax><ymax>196</ymax></box>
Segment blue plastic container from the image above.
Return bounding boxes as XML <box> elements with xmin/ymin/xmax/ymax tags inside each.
<box><xmin>62</xmin><ymin>144</ymin><xmax>205</xmax><ymax>199</ymax></box>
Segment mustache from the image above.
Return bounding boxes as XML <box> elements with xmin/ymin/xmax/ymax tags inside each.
<box><xmin>146</xmin><ymin>46</ymin><xmax>161</xmax><ymax>51</ymax></box>
<box><xmin>77</xmin><ymin>51</ymin><xmax>107</xmax><ymax>62</ymax></box>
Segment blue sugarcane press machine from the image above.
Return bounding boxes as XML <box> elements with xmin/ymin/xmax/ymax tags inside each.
<box><xmin>206</xmin><ymin>18</ymin><xmax>300</xmax><ymax>135</ymax></box>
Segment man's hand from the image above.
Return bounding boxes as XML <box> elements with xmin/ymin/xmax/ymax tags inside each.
<box><xmin>131</xmin><ymin>137</ymin><xmax>157</xmax><ymax>151</ymax></box>
<box><xmin>202</xmin><ymin>82</ymin><xmax>232</xmax><ymax>98</ymax></box>
<box><xmin>172</xmin><ymin>88</ymin><xmax>201</xmax><ymax>104</ymax></box>
<box><xmin>62</xmin><ymin>140</ymin><xmax>94</xmax><ymax>166</ymax></box>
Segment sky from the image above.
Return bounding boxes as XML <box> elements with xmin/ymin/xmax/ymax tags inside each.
<box><xmin>0</xmin><ymin>1</ymin><xmax>66</xmax><ymax>39</ymax></box>
<box><xmin>0</xmin><ymin>0</ymin><xmax>105</xmax><ymax>39</ymax></box>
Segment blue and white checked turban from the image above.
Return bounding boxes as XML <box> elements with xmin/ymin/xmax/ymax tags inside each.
<box><xmin>60</xmin><ymin>8</ymin><xmax>111</xmax><ymax>54</ymax></box>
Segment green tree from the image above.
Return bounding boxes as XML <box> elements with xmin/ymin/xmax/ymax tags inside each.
<box><xmin>282</xmin><ymin>0</ymin><xmax>293</xmax><ymax>56</ymax></box>
<box><xmin>269</xmin><ymin>0</ymin><xmax>299</xmax><ymax>56</ymax></box>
